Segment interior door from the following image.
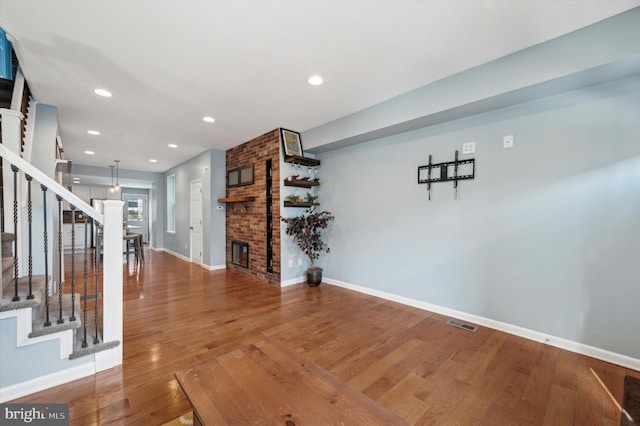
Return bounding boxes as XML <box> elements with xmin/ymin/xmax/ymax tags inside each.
<box><xmin>124</xmin><ymin>194</ymin><xmax>148</xmax><ymax>242</ymax></box>
<box><xmin>190</xmin><ymin>179</ymin><xmax>203</xmax><ymax>265</ymax></box>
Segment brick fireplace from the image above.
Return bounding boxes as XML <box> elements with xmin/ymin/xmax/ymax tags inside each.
<box><xmin>224</xmin><ymin>129</ymin><xmax>280</xmax><ymax>284</ymax></box>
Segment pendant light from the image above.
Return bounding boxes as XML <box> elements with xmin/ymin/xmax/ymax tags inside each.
<box><xmin>114</xmin><ymin>160</ymin><xmax>121</xmax><ymax>191</ymax></box>
<box><xmin>109</xmin><ymin>165</ymin><xmax>115</xmax><ymax>192</ymax></box>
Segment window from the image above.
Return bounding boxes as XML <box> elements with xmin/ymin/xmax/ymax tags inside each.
<box><xmin>167</xmin><ymin>174</ymin><xmax>175</xmax><ymax>233</ymax></box>
<box><xmin>127</xmin><ymin>199</ymin><xmax>144</xmax><ymax>221</ymax></box>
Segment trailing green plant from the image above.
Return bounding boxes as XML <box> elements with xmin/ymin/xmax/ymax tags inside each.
<box><xmin>281</xmin><ymin>208</ymin><xmax>335</xmax><ymax>268</ymax></box>
<box><xmin>304</xmin><ymin>192</ymin><xmax>319</xmax><ymax>203</ymax></box>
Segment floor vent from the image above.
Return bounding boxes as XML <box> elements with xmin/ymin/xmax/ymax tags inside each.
<box><xmin>447</xmin><ymin>319</ymin><xmax>478</xmax><ymax>332</ymax></box>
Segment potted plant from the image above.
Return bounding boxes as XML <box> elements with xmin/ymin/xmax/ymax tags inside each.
<box><xmin>281</xmin><ymin>208</ymin><xmax>335</xmax><ymax>286</ymax></box>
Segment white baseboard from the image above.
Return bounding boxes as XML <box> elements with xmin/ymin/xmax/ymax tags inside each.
<box><xmin>281</xmin><ymin>276</ymin><xmax>304</xmax><ymax>287</ymax></box>
<box><xmin>151</xmin><ymin>248</ymin><xmax>226</xmax><ymax>271</ymax></box>
<box><xmin>203</xmin><ymin>263</ymin><xmax>226</xmax><ymax>271</ymax></box>
<box><xmin>0</xmin><ymin>362</ymin><xmax>96</xmax><ymax>403</ymax></box>
<box><xmin>157</xmin><ymin>248</ymin><xmax>190</xmax><ymax>262</ymax></box>
<box><xmin>324</xmin><ymin>277</ymin><xmax>640</xmax><ymax>372</ymax></box>
<box><xmin>95</xmin><ymin>347</ymin><xmax>122</xmax><ymax>372</ymax></box>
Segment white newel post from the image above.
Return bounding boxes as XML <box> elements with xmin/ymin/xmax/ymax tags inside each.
<box><xmin>95</xmin><ymin>200</ymin><xmax>124</xmax><ymax>371</ymax></box>
<box><xmin>0</xmin><ymin>108</ymin><xmax>24</xmax><ymax>152</ymax></box>
<box><xmin>0</xmin><ymin>109</ymin><xmax>25</xmax><ymax>257</ymax></box>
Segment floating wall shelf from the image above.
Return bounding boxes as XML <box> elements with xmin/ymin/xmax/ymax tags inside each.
<box><xmin>284</xmin><ymin>179</ymin><xmax>319</xmax><ymax>188</ymax></box>
<box><xmin>284</xmin><ymin>155</ymin><xmax>320</xmax><ymax>167</ymax></box>
<box><xmin>283</xmin><ymin>201</ymin><xmax>320</xmax><ymax>208</ymax></box>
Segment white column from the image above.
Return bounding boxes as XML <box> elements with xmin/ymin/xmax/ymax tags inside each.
<box><xmin>95</xmin><ymin>200</ymin><xmax>124</xmax><ymax>371</ymax></box>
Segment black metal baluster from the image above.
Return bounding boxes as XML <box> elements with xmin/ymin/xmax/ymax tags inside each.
<box><xmin>25</xmin><ymin>174</ymin><xmax>34</xmax><ymax>299</ymax></box>
<box><xmin>56</xmin><ymin>194</ymin><xmax>64</xmax><ymax>324</ymax></box>
<box><xmin>42</xmin><ymin>185</ymin><xmax>51</xmax><ymax>327</ymax></box>
<box><xmin>82</xmin><ymin>214</ymin><xmax>88</xmax><ymax>348</ymax></box>
<box><xmin>94</xmin><ymin>225</ymin><xmax>101</xmax><ymax>345</ymax></box>
<box><xmin>11</xmin><ymin>165</ymin><xmax>19</xmax><ymax>301</ymax></box>
<box><xmin>69</xmin><ymin>205</ymin><xmax>76</xmax><ymax>322</ymax></box>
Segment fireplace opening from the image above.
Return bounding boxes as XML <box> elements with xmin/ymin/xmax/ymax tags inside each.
<box><xmin>232</xmin><ymin>241</ymin><xmax>249</xmax><ymax>268</ymax></box>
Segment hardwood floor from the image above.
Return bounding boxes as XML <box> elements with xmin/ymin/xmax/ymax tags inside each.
<box><xmin>12</xmin><ymin>249</ymin><xmax>639</xmax><ymax>425</ymax></box>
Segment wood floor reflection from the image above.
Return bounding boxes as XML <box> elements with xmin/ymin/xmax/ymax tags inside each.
<box><xmin>12</xmin><ymin>249</ymin><xmax>639</xmax><ymax>425</ymax></box>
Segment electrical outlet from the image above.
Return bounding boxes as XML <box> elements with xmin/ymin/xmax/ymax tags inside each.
<box><xmin>503</xmin><ymin>135</ymin><xmax>514</xmax><ymax>148</ymax></box>
<box><xmin>185</xmin><ymin>244</ymin><xmax>188</xmax><ymax>250</ymax></box>
<box><xmin>297</xmin><ymin>257</ymin><xmax>302</xmax><ymax>266</ymax></box>
<box><xmin>288</xmin><ymin>259</ymin><xmax>293</xmax><ymax>268</ymax></box>
<box><xmin>462</xmin><ymin>141</ymin><xmax>475</xmax><ymax>154</ymax></box>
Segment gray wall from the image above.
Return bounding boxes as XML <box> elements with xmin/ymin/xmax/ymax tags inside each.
<box><xmin>316</xmin><ymin>74</ymin><xmax>640</xmax><ymax>359</ymax></box>
<box><xmin>0</xmin><ymin>317</ymin><xmax>91</xmax><ymax>387</ymax></box>
<box><xmin>163</xmin><ymin>149</ymin><xmax>226</xmax><ymax>267</ymax></box>
<box><xmin>23</xmin><ymin>103</ymin><xmax>59</xmax><ymax>275</ymax></box>
<box><xmin>280</xmin><ymin>152</ymin><xmax>321</xmax><ymax>281</ymax></box>
<box><xmin>209</xmin><ymin>149</ymin><xmax>227</xmax><ymax>267</ymax></box>
<box><xmin>303</xmin><ymin>7</ymin><xmax>640</xmax><ymax>153</ymax></box>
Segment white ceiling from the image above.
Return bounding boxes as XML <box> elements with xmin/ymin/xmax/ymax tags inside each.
<box><xmin>0</xmin><ymin>1</ymin><xmax>638</xmax><ymax>174</ymax></box>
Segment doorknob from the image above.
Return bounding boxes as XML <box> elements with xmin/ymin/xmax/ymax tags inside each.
<box><xmin>189</xmin><ymin>226</ymin><xmax>193</xmax><ymax>230</ymax></box>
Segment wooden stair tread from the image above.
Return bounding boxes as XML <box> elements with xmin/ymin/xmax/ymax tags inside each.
<box><xmin>2</xmin><ymin>256</ymin><xmax>13</xmax><ymax>271</ymax></box>
<box><xmin>1</xmin><ymin>275</ymin><xmax>48</xmax><ymax>309</ymax></box>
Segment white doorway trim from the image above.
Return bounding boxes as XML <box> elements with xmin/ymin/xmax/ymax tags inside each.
<box><xmin>190</xmin><ymin>179</ymin><xmax>203</xmax><ymax>265</ymax></box>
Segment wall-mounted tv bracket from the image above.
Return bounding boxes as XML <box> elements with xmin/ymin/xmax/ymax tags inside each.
<box><xmin>418</xmin><ymin>150</ymin><xmax>475</xmax><ymax>200</ymax></box>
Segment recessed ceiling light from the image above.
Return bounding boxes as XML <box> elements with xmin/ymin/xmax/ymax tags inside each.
<box><xmin>308</xmin><ymin>75</ymin><xmax>323</xmax><ymax>86</ymax></box>
<box><xmin>94</xmin><ymin>88</ymin><xmax>112</xmax><ymax>97</ymax></box>
<box><xmin>168</xmin><ymin>144</ymin><xmax>178</xmax><ymax>148</ymax></box>
<box><xmin>203</xmin><ymin>116</ymin><xmax>215</xmax><ymax>123</ymax></box>
<box><xmin>84</xmin><ymin>151</ymin><xmax>95</xmax><ymax>155</ymax></box>
<box><xmin>87</xmin><ymin>130</ymin><xmax>100</xmax><ymax>135</ymax></box>
<box><xmin>149</xmin><ymin>159</ymin><xmax>158</xmax><ymax>163</ymax></box>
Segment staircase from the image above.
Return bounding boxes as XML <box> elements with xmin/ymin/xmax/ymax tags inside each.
<box><xmin>0</xmin><ymin>66</ymin><xmax>124</xmax><ymax>402</ymax></box>
<box><xmin>1</xmin><ymin>230</ymin><xmax>119</xmax><ymax>358</ymax></box>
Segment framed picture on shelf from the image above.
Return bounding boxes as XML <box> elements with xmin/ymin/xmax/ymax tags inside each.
<box><xmin>280</xmin><ymin>128</ymin><xmax>303</xmax><ymax>157</ymax></box>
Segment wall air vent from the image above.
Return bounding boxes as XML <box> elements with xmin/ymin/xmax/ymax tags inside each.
<box><xmin>447</xmin><ymin>319</ymin><xmax>478</xmax><ymax>332</ymax></box>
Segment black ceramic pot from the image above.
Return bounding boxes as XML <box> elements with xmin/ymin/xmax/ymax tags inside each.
<box><xmin>306</xmin><ymin>267</ymin><xmax>323</xmax><ymax>287</ymax></box>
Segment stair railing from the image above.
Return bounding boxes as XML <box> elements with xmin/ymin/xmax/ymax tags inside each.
<box><xmin>0</xmin><ymin>141</ymin><xmax>124</xmax><ymax>368</ymax></box>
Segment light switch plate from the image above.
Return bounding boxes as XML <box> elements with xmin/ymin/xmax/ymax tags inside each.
<box><xmin>503</xmin><ymin>135</ymin><xmax>514</xmax><ymax>148</ymax></box>
<box><xmin>462</xmin><ymin>142</ymin><xmax>475</xmax><ymax>154</ymax></box>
